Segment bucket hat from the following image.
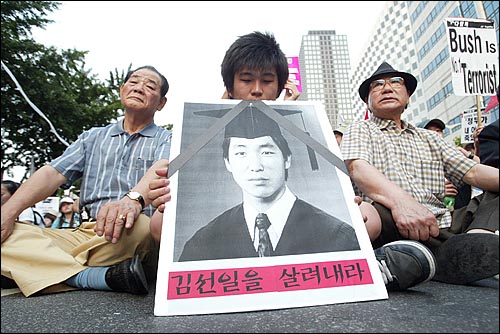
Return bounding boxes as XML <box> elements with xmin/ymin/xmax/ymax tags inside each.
<box><xmin>359</xmin><ymin>61</ymin><xmax>417</xmax><ymax>103</ymax></box>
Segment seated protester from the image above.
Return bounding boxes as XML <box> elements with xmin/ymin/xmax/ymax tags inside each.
<box><xmin>52</xmin><ymin>197</ymin><xmax>81</xmax><ymax>229</ymax></box>
<box><xmin>341</xmin><ymin>61</ymin><xmax>499</xmax><ymax>285</ymax></box>
<box><xmin>148</xmin><ymin>32</ymin><xmax>438</xmax><ymax>292</ymax></box>
<box><xmin>1</xmin><ymin>65</ymin><xmax>171</xmax><ymax>297</ymax></box>
<box><xmin>43</xmin><ymin>210</ymin><xmax>58</xmax><ymax>228</ymax></box>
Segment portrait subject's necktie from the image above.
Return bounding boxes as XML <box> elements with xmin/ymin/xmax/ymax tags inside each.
<box><xmin>255</xmin><ymin>213</ymin><xmax>272</xmax><ymax>257</ymax></box>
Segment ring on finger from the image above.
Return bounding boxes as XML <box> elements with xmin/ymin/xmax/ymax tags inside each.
<box><xmin>118</xmin><ymin>214</ymin><xmax>126</xmax><ymax>221</ymax></box>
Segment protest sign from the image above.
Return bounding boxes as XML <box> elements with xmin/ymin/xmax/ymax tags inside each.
<box><xmin>461</xmin><ymin>107</ymin><xmax>490</xmax><ymax>143</ymax></box>
<box><xmin>154</xmin><ymin>100</ymin><xmax>387</xmax><ymax>316</ymax></box>
<box><xmin>287</xmin><ymin>56</ymin><xmax>302</xmax><ymax>92</ymax></box>
<box><xmin>445</xmin><ymin>17</ymin><xmax>498</xmax><ymax>96</ymax></box>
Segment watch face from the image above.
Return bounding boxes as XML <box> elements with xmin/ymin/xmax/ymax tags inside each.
<box><xmin>128</xmin><ymin>192</ymin><xmax>141</xmax><ymax>200</ymax></box>
<box><xmin>127</xmin><ymin>192</ymin><xmax>145</xmax><ymax>209</ymax></box>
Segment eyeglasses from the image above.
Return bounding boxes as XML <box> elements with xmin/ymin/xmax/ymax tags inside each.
<box><xmin>369</xmin><ymin>76</ymin><xmax>405</xmax><ymax>92</ymax></box>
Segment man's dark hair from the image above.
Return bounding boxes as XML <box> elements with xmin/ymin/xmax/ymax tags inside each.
<box><xmin>1</xmin><ymin>180</ymin><xmax>20</xmax><ymax>195</ymax></box>
<box><xmin>222</xmin><ymin>134</ymin><xmax>292</xmax><ymax>180</ymax></box>
<box><xmin>124</xmin><ymin>65</ymin><xmax>169</xmax><ymax>97</ymax></box>
<box><xmin>221</xmin><ymin>31</ymin><xmax>289</xmax><ymax>99</ymax></box>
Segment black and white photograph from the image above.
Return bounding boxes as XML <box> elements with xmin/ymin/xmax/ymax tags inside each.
<box><xmin>155</xmin><ymin>100</ymin><xmax>386</xmax><ymax>316</ymax></box>
<box><xmin>172</xmin><ymin>100</ymin><xmax>359</xmax><ymax>261</ymax></box>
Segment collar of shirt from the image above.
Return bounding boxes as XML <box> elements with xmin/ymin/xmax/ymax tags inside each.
<box><xmin>243</xmin><ymin>186</ymin><xmax>297</xmax><ymax>251</ymax></box>
<box><xmin>109</xmin><ymin>118</ymin><xmax>158</xmax><ymax>137</ymax></box>
<box><xmin>370</xmin><ymin>114</ymin><xmax>417</xmax><ymax>134</ymax></box>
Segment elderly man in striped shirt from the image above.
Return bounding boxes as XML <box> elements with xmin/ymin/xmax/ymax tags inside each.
<box><xmin>1</xmin><ymin>65</ymin><xmax>171</xmax><ymax>296</ymax></box>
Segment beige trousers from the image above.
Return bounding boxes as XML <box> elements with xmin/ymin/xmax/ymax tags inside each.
<box><xmin>1</xmin><ymin>214</ymin><xmax>154</xmax><ymax>297</ymax></box>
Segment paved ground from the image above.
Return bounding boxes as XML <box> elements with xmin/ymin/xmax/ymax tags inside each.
<box><xmin>1</xmin><ymin>277</ymin><xmax>498</xmax><ymax>333</ymax></box>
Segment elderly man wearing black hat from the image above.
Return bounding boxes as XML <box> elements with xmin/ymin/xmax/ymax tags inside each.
<box><xmin>342</xmin><ymin>61</ymin><xmax>499</xmax><ymax>285</ymax></box>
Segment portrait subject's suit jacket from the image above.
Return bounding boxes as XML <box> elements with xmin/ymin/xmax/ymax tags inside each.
<box><xmin>178</xmin><ymin>199</ymin><xmax>360</xmax><ymax>262</ymax></box>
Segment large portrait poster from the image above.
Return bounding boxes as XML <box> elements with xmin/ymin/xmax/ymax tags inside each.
<box><xmin>154</xmin><ymin>100</ymin><xmax>387</xmax><ymax>316</ymax></box>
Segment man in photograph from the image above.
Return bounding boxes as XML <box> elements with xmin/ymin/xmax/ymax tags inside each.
<box><xmin>178</xmin><ymin>106</ymin><xmax>360</xmax><ymax>261</ymax></box>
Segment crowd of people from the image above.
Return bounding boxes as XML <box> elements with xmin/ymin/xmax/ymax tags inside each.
<box><xmin>1</xmin><ymin>180</ymin><xmax>82</xmax><ymax>229</ymax></box>
<box><xmin>1</xmin><ymin>31</ymin><xmax>498</xmax><ymax>303</ymax></box>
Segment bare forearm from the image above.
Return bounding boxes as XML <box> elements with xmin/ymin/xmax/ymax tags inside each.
<box><xmin>347</xmin><ymin>159</ymin><xmax>413</xmax><ymax>209</ymax></box>
<box><xmin>2</xmin><ymin>165</ymin><xmax>67</xmax><ymax>221</ymax></box>
<box><xmin>463</xmin><ymin>164</ymin><xmax>499</xmax><ymax>192</ymax></box>
<box><xmin>346</xmin><ymin>159</ymin><xmax>439</xmax><ymax>240</ymax></box>
<box><xmin>130</xmin><ymin>159</ymin><xmax>169</xmax><ymax>207</ymax></box>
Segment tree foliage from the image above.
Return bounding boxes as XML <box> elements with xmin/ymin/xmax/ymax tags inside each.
<box><xmin>1</xmin><ymin>1</ymin><xmax>122</xmax><ymax>180</ymax></box>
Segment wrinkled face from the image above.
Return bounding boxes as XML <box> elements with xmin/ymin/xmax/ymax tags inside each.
<box><xmin>224</xmin><ymin>136</ymin><xmax>290</xmax><ymax>200</ymax></box>
<box><xmin>1</xmin><ymin>185</ymin><xmax>12</xmax><ymax>206</ymax></box>
<box><xmin>367</xmin><ymin>75</ymin><xmax>409</xmax><ymax>116</ymax></box>
<box><xmin>229</xmin><ymin>68</ymin><xmax>280</xmax><ymax>100</ymax></box>
<box><xmin>119</xmin><ymin>68</ymin><xmax>166</xmax><ymax>115</ymax></box>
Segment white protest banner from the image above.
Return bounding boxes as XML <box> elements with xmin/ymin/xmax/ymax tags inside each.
<box><xmin>461</xmin><ymin>107</ymin><xmax>490</xmax><ymax>143</ymax></box>
<box><xmin>35</xmin><ymin>196</ymin><xmax>60</xmax><ymax>215</ymax></box>
<box><xmin>445</xmin><ymin>17</ymin><xmax>498</xmax><ymax>96</ymax></box>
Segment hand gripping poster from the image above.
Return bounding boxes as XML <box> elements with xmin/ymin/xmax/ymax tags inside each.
<box><xmin>154</xmin><ymin>100</ymin><xmax>387</xmax><ymax>316</ymax></box>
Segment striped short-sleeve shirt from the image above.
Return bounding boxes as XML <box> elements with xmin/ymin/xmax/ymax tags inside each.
<box><xmin>341</xmin><ymin>115</ymin><xmax>476</xmax><ymax>228</ymax></box>
<box><xmin>50</xmin><ymin>119</ymin><xmax>171</xmax><ymax>218</ymax></box>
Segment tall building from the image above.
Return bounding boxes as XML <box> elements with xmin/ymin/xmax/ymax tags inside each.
<box><xmin>408</xmin><ymin>1</ymin><xmax>499</xmax><ymax>140</ymax></box>
<box><xmin>349</xmin><ymin>1</ymin><xmax>499</xmax><ymax>142</ymax></box>
<box><xmin>298</xmin><ymin>30</ymin><xmax>352</xmax><ymax>129</ymax></box>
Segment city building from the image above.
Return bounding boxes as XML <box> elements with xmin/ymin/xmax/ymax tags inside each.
<box><xmin>298</xmin><ymin>2</ymin><xmax>498</xmax><ymax>143</ymax></box>
<box><xmin>349</xmin><ymin>1</ymin><xmax>499</xmax><ymax>143</ymax></box>
<box><xmin>298</xmin><ymin>30</ymin><xmax>352</xmax><ymax>128</ymax></box>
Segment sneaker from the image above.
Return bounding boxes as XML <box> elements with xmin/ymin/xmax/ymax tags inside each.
<box><xmin>375</xmin><ymin>240</ymin><xmax>436</xmax><ymax>291</ymax></box>
<box><xmin>105</xmin><ymin>254</ymin><xmax>149</xmax><ymax>295</ymax></box>
<box><xmin>432</xmin><ymin>233</ymin><xmax>499</xmax><ymax>284</ymax></box>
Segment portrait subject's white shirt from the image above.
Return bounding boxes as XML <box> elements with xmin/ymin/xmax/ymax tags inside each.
<box><xmin>243</xmin><ymin>186</ymin><xmax>297</xmax><ymax>251</ymax></box>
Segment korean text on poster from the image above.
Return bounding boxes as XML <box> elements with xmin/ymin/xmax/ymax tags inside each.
<box><xmin>461</xmin><ymin>107</ymin><xmax>490</xmax><ymax>143</ymax></box>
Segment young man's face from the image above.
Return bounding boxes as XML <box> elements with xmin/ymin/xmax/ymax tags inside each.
<box><xmin>224</xmin><ymin>136</ymin><xmax>291</xmax><ymax>200</ymax></box>
<box><xmin>229</xmin><ymin>68</ymin><xmax>280</xmax><ymax>100</ymax></box>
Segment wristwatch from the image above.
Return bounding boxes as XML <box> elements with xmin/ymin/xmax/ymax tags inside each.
<box><xmin>125</xmin><ymin>191</ymin><xmax>145</xmax><ymax>210</ymax></box>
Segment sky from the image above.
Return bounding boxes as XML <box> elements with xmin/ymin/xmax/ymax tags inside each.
<box><xmin>31</xmin><ymin>1</ymin><xmax>387</xmax><ymax>126</ymax></box>
<box><xmin>6</xmin><ymin>1</ymin><xmax>388</xmax><ymax>182</ymax></box>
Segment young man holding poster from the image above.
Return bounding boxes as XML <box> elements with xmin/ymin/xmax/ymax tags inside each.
<box><xmin>150</xmin><ymin>32</ymin><xmax>437</xmax><ymax>292</ymax></box>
